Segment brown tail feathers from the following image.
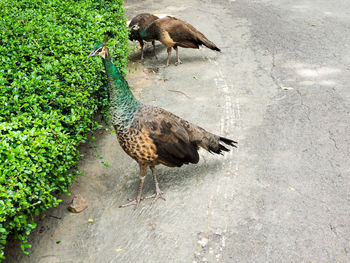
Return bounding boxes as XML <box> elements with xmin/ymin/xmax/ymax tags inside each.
<box><xmin>197</xmin><ymin>34</ymin><xmax>221</xmax><ymax>52</ymax></box>
<box><xmin>208</xmin><ymin>136</ymin><xmax>237</xmax><ymax>155</ymax></box>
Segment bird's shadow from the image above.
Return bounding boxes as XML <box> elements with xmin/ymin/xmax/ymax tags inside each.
<box><xmin>121</xmin><ymin>155</ymin><xmax>224</xmax><ymax>198</ymax></box>
<box><xmin>129</xmin><ymin>43</ymin><xmax>166</xmax><ymax>62</ymax></box>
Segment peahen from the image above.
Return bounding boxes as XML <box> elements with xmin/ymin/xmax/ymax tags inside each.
<box><xmin>88</xmin><ymin>43</ymin><xmax>237</xmax><ymax>209</ymax></box>
<box><xmin>129</xmin><ymin>13</ymin><xmax>159</xmax><ymax>61</ymax></box>
<box><xmin>130</xmin><ymin>16</ymin><xmax>221</xmax><ymax>66</ymax></box>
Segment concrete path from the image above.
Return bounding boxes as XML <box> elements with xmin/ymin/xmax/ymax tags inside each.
<box><xmin>5</xmin><ymin>0</ymin><xmax>350</xmax><ymax>262</ymax></box>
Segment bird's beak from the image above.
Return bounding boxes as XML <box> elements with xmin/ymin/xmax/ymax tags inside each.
<box><xmin>88</xmin><ymin>50</ymin><xmax>97</xmax><ymax>58</ymax></box>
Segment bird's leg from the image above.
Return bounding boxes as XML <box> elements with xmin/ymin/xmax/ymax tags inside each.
<box><xmin>152</xmin><ymin>40</ymin><xmax>158</xmax><ymax>60</ymax></box>
<box><xmin>139</xmin><ymin>40</ymin><xmax>144</xmax><ymax>61</ymax></box>
<box><xmin>144</xmin><ymin>166</ymin><xmax>166</xmax><ymax>203</ymax></box>
<box><xmin>162</xmin><ymin>47</ymin><xmax>172</xmax><ymax>67</ymax></box>
<box><xmin>174</xmin><ymin>46</ymin><xmax>182</xmax><ymax>66</ymax></box>
<box><xmin>119</xmin><ymin>163</ymin><xmax>147</xmax><ymax>209</ymax></box>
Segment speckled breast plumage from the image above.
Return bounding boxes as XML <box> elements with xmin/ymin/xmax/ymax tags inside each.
<box><xmin>115</xmin><ymin>127</ymin><xmax>158</xmax><ymax>165</ymax></box>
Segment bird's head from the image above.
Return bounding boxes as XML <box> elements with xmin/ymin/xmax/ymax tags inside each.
<box><xmin>88</xmin><ymin>43</ymin><xmax>109</xmax><ymax>59</ymax></box>
<box><xmin>128</xmin><ymin>24</ymin><xmax>140</xmax><ymax>41</ymax></box>
<box><xmin>130</xmin><ymin>24</ymin><xmax>140</xmax><ymax>31</ymax></box>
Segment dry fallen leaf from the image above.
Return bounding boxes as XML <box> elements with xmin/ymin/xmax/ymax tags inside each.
<box><xmin>116</xmin><ymin>248</ymin><xmax>123</xmax><ymax>252</ymax></box>
<box><xmin>153</xmin><ymin>10</ymin><xmax>160</xmax><ymax>12</ymax></box>
<box><xmin>193</xmin><ymin>76</ymin><xmax>198</xmax><ymax>80</ymax></box>
<box><xmin>88</xmin><ymin>218</ymin><xmax>94</xmax><ymax>223</ymax></box>
<box><xmin>289</xmin><ymin>187</ymin><xmax>295</xmax><ymax>191</ymax></box>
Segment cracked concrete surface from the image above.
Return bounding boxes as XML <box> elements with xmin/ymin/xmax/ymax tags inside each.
<box><xmin>4</xmin><ymin>0</ymin><xmax>350</xmax><ymax>262</ymax></box>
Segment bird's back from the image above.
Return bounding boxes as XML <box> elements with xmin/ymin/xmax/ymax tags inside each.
<box><xmin>149</xmin><ymin>16</ymin><xmax>220</xmax><ymax>50</ymax></box>
<box><xmin>157</xmin><ymin>17</ymin><xmax>202</xmax><ymax>35</ymax></box>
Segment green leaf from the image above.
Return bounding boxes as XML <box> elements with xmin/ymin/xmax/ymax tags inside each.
<box><xmin>0</xmin><ymin>0</ymin><xmax>129</xmax><ymax>259</ymax></box>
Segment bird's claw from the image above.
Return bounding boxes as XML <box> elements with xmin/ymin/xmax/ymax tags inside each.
<box><xmin>144</xmin><ymin>191</ymin><xmax>166</xmax><ymax>204</ymax></box>
<box><xmin>119</xmin><ymin>198</ymin><xmax>141</xmax><ymax>210</ymax></box>
<box><xmin>175</xmin><ymin>60</ymin><xmax>182</xmax><ymax>66</ymax></box>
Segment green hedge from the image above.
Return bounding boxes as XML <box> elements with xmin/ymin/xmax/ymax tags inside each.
<box><xmin>0</xmin><ymin>0</ymin><xmax>129</xmax><ymax>259</ymax></box>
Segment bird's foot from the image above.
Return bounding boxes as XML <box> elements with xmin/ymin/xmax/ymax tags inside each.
<box><xmin>144</xmin><ymin>190</ymin><xmax>166</xmax><ymax>204</ymax></box>
<box><xmin>175</xmin><ymin>60</ymin><xmax>182</xmax><ymax>66</ymax></box>
<box><xmin>160</xmin><ymin>64</ymin><xmax>169</xmax><ymax>68</ymax></box>
<box><xmin>119</xmin><ymin>198</ymin><xmax>141</xmax><ymax>210</ymax></box>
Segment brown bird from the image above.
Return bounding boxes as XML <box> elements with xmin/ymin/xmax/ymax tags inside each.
<box><xmin>129</xmin><ymin>13</ymin><xmax>159</xmax><ymax>61</ymax></box>
<box><xmin>130</xmin><ymin>16</ymin><xmax>221</xmax><ymax>66</ymax></box>
<box><xmin>88</xmin><ymin>43</ymin><xmax>236</xmax><ymax>209</ymax></box>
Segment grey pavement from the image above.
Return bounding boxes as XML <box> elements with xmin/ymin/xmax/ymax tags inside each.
<box><xmin>5</xmin><ymin>0</ymin><xmax>350</xmax><ymax>262</ymax></box>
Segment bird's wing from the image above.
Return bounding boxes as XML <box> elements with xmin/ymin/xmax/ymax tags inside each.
<box><xmin>155</xmin><ymin>17</ymin><xmax>192</xmax><ymax>40</ymax></box>
<box><xmin>133</xmin><ymin>106</ymin><xmax>200</xmax><ymax>167</ymax></box>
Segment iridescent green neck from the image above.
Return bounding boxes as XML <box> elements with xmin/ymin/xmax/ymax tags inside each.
<box><xmin>139</xmin><ymin>27</ymin><xmax>156</xmax><ymax>41</ymax></box>
<box><xmin>102</xmin><ymin>56</ymin><xmax>141</xmax><ymax>128</ymax></box>
<box><xmin>139</xmin><ymin>29</ymin><xmax>147</xmax><ymax>39</ymax></box>
<box><xmin>139</xmin><ymin>29</ymin><xmax>154</xmax><ymax>41</ymax></box>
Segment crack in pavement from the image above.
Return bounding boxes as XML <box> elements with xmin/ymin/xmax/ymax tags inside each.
<box><xmin>328</xmin><ymin>131</ymin><xmax>339</xmax><ymax>150</ymax></box>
